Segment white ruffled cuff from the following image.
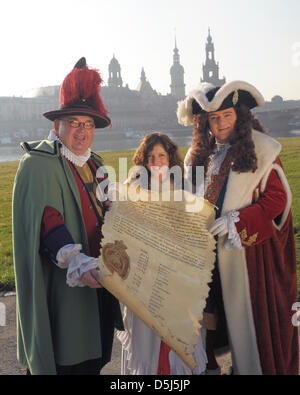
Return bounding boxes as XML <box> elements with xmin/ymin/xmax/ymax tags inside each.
<box><xmin>56</xmin><ymin>244</ymin><xmax>101</xmax><ymax>287</ymax></box>
<box><xmin>56</xmin><ymin>243</ymin><xmax>82</xmax><ymax>269</ymax></box>
<box><xmin>224</xmin><ymin>211</ymin><xmax>243</xmax><ymax>251</ymax></box>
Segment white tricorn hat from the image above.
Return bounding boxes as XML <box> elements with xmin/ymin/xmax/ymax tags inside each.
<box><xmin>177</xmin><ymin>80</ymin><xmax>265</xmax><ymax>127</ymax></box>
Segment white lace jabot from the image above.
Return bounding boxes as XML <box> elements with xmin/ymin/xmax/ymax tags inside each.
<box><xmin>60</xmin><ymin>143</ymin><xmax>91</xmax><ymax>167</ymax></box>
<box><xmin>47</xmin><ymin>130</ymin><xmax>91</xmax><ymax>167</ymax></box>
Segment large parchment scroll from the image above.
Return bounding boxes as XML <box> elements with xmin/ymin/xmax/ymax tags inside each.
<box><xmin>99</xmin><ymin>187</ymin><xmax>216</xmax><ymax>370</ymax></box>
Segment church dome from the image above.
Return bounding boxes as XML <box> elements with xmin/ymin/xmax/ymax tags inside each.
<box><xmin>136</xmin><ymin>68</ymin><xmax>156</xmax><ymax>97</ymax></box>
<box><xmin>271</xmin><ymin>95</ymin><xmax>284</xmax><ymax>103</ymax></box>
<box><xmin>136</xmin><ymin>79</ymin><xmax>153</xmax><ymax>93</ymax></box>
<box><xmin>109</xmin><ymin>55</ymin><xmax>121</xmax><ymax>70</ymax></box>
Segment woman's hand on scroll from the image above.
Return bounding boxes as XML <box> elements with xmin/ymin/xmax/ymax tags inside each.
<box><xmin>104</xmin><ymin>199</ymin><xmax>113</xmax><ymax>211</ymax></box>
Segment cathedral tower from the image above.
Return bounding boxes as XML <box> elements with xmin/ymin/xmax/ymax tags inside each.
<box><xmin>201</xmin><ymin>29</ymin><xmax>225</xmax><ymax>87</ymax></box>
<box><xmin>108</xmin><ymin>54</ymin><xmax>123</xmax><ymax>88</ymax></box>
<box><xmin>170</xmin><ymin>38</ymin><xmax>185</xmax><ymax>100</ymax></box>
<box><xmin>136</xmin><ymin>68</ymin><xmax>156</xmax><ymax>97</ymax></box>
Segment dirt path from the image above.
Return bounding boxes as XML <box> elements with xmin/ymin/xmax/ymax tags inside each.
<box><xmin>0</xmin><ymin>295</ymin><xmax>122</xmax><ymax>375</ymax></box>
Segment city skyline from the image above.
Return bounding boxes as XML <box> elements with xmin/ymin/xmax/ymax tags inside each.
<box><xmin>1</xmin><ymin>0</ymin><xmax>299</xmax><ymax>101</ymax></box>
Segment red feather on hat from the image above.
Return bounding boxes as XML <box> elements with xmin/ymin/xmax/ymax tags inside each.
<box><xmin>60</xmin><ymin>59</ymin><xmax>108</xmax><ymax>117</ymax></box>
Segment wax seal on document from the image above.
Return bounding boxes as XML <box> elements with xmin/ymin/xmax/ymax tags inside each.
<box><xmin>102</xmin><ymin>240</ymin><xmax>130</xmax><ymax>279</ymax></box>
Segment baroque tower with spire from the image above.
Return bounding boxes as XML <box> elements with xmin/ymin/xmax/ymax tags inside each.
<box><xmin>108</xmin><ymin>54</ymin><xmax>123</xmax><ymax>88</ymax></box>
<box><xmin>170</xmin><ymin>38</ymin><xmax>185</xmax><ymax>100</ymax></box>
<box><xmin>202</xmin><ymin>28</ymin><xmax>225</xmax><ymax>87</ymax></box>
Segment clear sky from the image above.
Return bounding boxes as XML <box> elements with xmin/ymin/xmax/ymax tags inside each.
<box><xmin>1</xmin><ymin>0</ymin><xmax>300</xmax><ymax>101</ymax></box>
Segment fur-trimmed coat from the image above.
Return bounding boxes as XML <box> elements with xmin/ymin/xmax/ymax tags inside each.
<box><xmin>185</xmin><ymin>130</ymin><xmax>299</xmax><ymax>375</ymax></box>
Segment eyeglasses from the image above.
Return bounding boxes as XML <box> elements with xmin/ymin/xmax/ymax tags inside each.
<box><xmin>62</xmin><ymin>119</ymin><xmax>95</xmax><ymax>130</ymax></box>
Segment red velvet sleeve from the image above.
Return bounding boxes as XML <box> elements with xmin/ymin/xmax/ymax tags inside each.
<box><xmin>41</xmin><ymin>206</ymin><xmax>65</xmax><ymax>237</ymax></box>
<box><xmin>40</xmin><ymin>206</ymin><xmax>74</xmax><ymax>264</ymax></box>
<box><xmin>235</xmin><ymin>163</ymin><xmax>287</xmax><ymax>247</ymax></box>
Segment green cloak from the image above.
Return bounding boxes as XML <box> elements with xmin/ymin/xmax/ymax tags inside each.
<box><xmin>12</xmin><ymin>139</ymin><xmax>109</xmax><ymax>375</ymax></box>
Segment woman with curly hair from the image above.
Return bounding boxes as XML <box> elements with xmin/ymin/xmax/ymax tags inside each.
<box><xmin>117</xmin><ymin>132</ymin><xmax>208</xmax><ymax>375</ymax></box>
<box><xmin>177</xmin><ymin>81</ymin><xmax>298</xmax><ymax>375</ymax></box>
<box><xmin>129</xmin><ymin>132</ymin><xmax>184</xmax><ymax>189</ymax></box>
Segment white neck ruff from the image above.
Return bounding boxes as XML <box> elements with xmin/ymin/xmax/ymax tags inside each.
<box><xmin>60</xmin><ymin>143</ymin><xmax>91</xmax><ymax>167</ymax></box>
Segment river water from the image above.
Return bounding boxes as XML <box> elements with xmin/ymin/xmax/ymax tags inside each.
<box><xmin>0</xmin><ymin>146</ymin><xmax>23</xmax><ymax>163</ymax></box>
<box><xmin>289</xmin><ymin>130</ymin><xmax>300</xmax><ymax>137</ymax></box>
<box><xmin>0</xmin><ymin>131</ymin><xmax>299</xmax><ymax>163</ymax></box>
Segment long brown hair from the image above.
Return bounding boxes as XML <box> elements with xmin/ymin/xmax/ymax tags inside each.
<box><xmin>189</xmin><ymin>104</ymin><xmax>267</xmax><ymax>179</ymax></box>
<box><xmin>133</xmin><ymin>132</ymin><xmax>183</xmax><ymax>170</ymax></box>
<box><xmin>131</xmin><ymin>132</ymin><xmax>184</xmax><ymax>187</ymax></box>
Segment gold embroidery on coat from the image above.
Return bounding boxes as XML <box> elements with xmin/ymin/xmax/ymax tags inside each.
<box><xmin>239</xmin><ymin>228</ymin><xmax>248</xmax><ymax>242</ymax></box>
<box><xmin>239</xmin><ymin>228</ymin><xmax>258</xmax><ymax>247</ymax></box>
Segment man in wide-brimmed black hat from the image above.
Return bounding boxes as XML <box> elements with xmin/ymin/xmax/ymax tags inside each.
<box><xmin>12</xmin><ymin>58</ymin><xmax>123</xmax><ymax>375</ymax></box>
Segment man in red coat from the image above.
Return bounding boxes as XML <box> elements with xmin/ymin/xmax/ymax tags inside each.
<box><xmin>178</xmin><ymin>80</ymin><xmax>299</xmax><ymax>375</ymax></box>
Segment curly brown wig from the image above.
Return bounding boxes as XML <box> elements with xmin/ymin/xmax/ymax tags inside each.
<box><xmin>189</xmin><ymin>104</ymin><xmax>267</xmax><ymax>181</ymax></box>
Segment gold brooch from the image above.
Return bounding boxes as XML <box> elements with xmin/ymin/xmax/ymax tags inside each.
<box><xmin>232</xmin><ymin>90</ymin><xmax>239</xmax><ymax>106</ymax></box>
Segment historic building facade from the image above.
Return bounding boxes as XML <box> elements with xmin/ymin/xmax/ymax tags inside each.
<box><xmin>1</xmin><ymin>31</ymin><xmax>298</xmax><ymax>147</ymax></box>
<box><xmin>0</xmin><ymin>32</ymin><xmax>217</xmax><ymax>140</ymax></box>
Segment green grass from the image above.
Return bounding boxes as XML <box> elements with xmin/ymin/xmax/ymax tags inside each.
<box><xmin>278</xmin><ymin>138</ymin><xmax>300</xmax><ymax>298</ymax></box>
<box><xmin>278</xmin><ymin>138</ymin><xmax>300</xmax><ymax>232</ymax></box>
<box><xmin>0</xmin><ymin>162</ymin><xmax>19</xmax><ymax>291</ymax></box>
<box><xmin>0</xmin><ymin>140</ymin><xmax>299</xmax><ymax>296</ymax></box>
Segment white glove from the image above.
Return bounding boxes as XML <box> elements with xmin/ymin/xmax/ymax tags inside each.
<box><xmin>208</xmin><ymin>216</ymin><xmax>229</xmax><ymax>237</ymax></box>
<box><xmin>56</xmin><ymin>244</ymin><xmax>104</xmax><ymax>288</ymax></box>
<box><xmin>208</xmin><ymin>211</ymin><xmax>243</xmax><ymax>251</ymax></box>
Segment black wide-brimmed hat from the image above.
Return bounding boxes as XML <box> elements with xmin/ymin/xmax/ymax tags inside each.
<box><xmin>177</xmin><ymin>80</ymin><xmax>265</xmax><ymax>126</ymax></box>
<box><xmin>43</xmin><ymin>57</ymin><xmax>111</xmax><ymax>129</ymax></box>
